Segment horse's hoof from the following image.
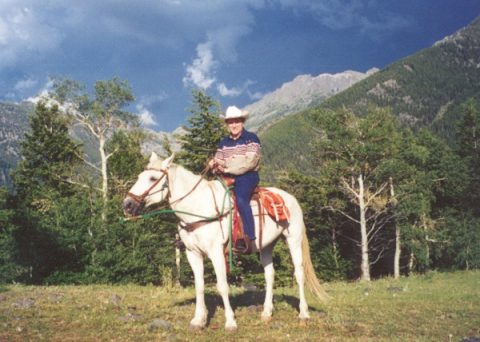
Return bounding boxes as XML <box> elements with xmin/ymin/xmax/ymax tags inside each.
<box><xmin>299</xmin><ymin>318</ymin><xmax>309</xmax><ymax>327</ymax></box>
<box><xmin>189</xmin><ymin>323</ymin><xmax>204</xmax><ymax>331</ymax></box>
<box><xmin>261</xmin><ymin>315</ymin><xmax>272</xmax><ymax>323</ymax></box>
<box><xmin>225</xmin><ymin>325</ymin><xmax>238</xmax><ymax>333</ymax></box>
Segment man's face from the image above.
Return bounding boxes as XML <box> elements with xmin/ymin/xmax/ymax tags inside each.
<box><xmin>226</xmin><ymin>118</ymin><xmax>244</xmax><ymax>138</ymax></box>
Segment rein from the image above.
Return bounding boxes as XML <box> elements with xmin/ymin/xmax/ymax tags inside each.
<box><xmin>124</xmin><ymin>164</ymin><xmax>233</xmax><ymax>228</ymax></box>
<box><xmin>123</xmin><ymin>165</ymin><xmax>235</xmax><ymax>269</ymax></box>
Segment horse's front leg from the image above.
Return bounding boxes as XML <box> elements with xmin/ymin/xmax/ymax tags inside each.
<box><xmin>260</xmin><ymin>243</ymin><xmax>275</xmax><ymax>321</ymax></box>
<box><xmin>208</xmin><ymin>245</ymin><xmax>237</xmax><ymax>331</ymax></box>
<box><xmin>185</xmin><ymin>249</ymin><xmax>208</xmax><ymax>329</ymax></box>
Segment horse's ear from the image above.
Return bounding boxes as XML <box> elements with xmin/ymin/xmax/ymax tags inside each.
<box><xmin>149</xmin><ymin>152</ymin><xmax>159</xmax><ymax>163</ymax></box>
<box><xmin>162</xmin><ymin>153</ymin><xmax>175</xmax><ymax>168</ymax></box>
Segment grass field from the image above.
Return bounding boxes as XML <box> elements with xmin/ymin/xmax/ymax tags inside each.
<box><xmin>0</xmin><ymin>271</ymin><xmax>479</xmax><ymax>341</ymax></box>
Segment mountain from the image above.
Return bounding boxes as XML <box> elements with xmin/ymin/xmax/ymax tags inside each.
<box><xmin>244</xmin><ymin>69</ymin><xmax>378</xmax><ymax>132</ymax></box>
<box><xmin>0</xmin><ymin>102</ymin><xmax>32</xmax><ymax>188</ymax></box>
<box><xmin>141</xmin><ymin>126</ymin><xmax>185</xmax><ymax>156</ymax></box>
<box><xmin>321</xmin><ymin>16</ymin><xmax>480</xmax><ymax>139</ymax></box>
<box><xmin>259</xmin><ymin>16</ymin><xmax>480</xmax><ymax>177</ymax></box>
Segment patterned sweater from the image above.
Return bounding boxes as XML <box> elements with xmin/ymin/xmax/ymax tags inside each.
<box><xmin>215</xmin><ymin>130</ymin><xmax>261</xmax><ymax>176</ymax></box>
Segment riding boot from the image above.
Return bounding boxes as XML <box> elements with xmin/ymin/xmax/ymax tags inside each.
<box><xmin>233</xmin><ymin>237</ymin><xmax>254</xmax><ymax>254</ymax></box>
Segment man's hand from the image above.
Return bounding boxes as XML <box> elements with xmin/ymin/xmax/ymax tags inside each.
<box><xmin>208</xmin><ymin>158</ymin><xmax>216</xmax><ymax>169</ymax></box>
<box><xmin>208</xmin><ymin>158</ymin><xmax>225</xmax><ymax>174</ymax></box>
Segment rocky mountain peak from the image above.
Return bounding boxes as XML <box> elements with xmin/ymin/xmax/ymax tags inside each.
<box><xmin>244</xmin><ymin>68</ymin><xmax>378</xmax><ymax>131</ymax></box>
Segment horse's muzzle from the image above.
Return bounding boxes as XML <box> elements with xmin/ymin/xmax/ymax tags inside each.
<box><xmin>123</xmin><ymin>196</ymin><xmax>143</xmax><ymax>217</ymax></box>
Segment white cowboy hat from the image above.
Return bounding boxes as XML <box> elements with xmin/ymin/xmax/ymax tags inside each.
<box><xmin>221</xmin><ymin>106</ymin><xmax>249</xmax><ymax>120</ymax></box>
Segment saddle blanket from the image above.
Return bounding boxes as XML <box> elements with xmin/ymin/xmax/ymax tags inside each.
<box><xmin>254</xmin><ymin>188</ymin><xmax>290</xmax><ymax>222</ymax></box>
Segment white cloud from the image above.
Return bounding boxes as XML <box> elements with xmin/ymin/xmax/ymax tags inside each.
<box><xmin>0</xmin><ymin>2</ymin><xmax>64</xmax><ymax>69</ymax></box>
<box><xmin>278</xmin><ymin>0</ymin><xmax>411</xmax><ymax>36</ymax></box>
<box><xmin>15</xmin><ymin>77</ymin><xmax>38</xmax><ymax>91</ymax></box>
<box><xmin>139</xmin><ymin>93</ymin><xmax>168</xmax><ymax>107</ymax></box>
<box><xmin>248</xmin><ymin>90</ymin><xmax>264</xmax><ymax>101</ymax></box>
<box><xmin>25</xmin><ymin>78</ymin><xmax>53</xmax><ymax>104</ymax></box>
<box><xmin>136</xmin><ymin>104</ymin><xmax>158</xmax><ymax>127</ymax></box>
<box><xmin>183</xmin><ymin>42</ymin><xmax>217</xmax><ymax>89</ymax></box>
<box><xmin>217</xmin><ymin>83</ymin><xmax>241</xmax><ymax>97</ymax></box>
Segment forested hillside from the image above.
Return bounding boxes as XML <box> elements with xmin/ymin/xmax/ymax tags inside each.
<box><xmin>260</xmin><ymin>16</ymin><xmax>480</xmax><ymax>173</ymax></box>
<box><xmin>321</xmin><ymin>16</ymin><xmax>480</xmax><ymax>141</ymax></box>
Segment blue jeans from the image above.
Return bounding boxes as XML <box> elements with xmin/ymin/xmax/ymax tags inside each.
<box><xmin>234</xmin><ymin>171</ymin><xmax>259</xmax><ymax>240</ymax></box>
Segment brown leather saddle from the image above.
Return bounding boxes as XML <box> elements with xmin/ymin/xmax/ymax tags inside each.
<box><xmin>225</xmin><ymin>177</ymin><xmax>290</xmax><ymax>255</ymax></box>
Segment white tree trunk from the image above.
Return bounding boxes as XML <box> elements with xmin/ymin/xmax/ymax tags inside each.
<box><xmin>408</xmin><ymin>251</ymin><xmax>415</xmax><ymax>274</ymax></box>
<box><xmin>332</xmin><ymin>228</ymin><xmax>340</xmax><ymax>272</ymax></box>
<box><xmin>99</xmin><ymin>136</ymin><xmax>108</xmax><ymax>203</ymax></box>
<box><xmin>394</xmin><ymin>226</ymin><xmax>401</xmax><ymax>278</ymax></box>
<box><xmin>358</xmin><ymin>173</ymin><xmax>371</xmax><ymax>281</ymax></box>
<box><xmin>422</xmin><ymin>213</ymin><xmax>430</xmax><ymax>270</ymax></box>
<box><xmin>391</xmin><ymin>178</ymin><xmax>401</xmax><ymax>279</ymax></box>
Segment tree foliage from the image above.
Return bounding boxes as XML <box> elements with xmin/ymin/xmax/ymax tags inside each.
<box><xmin>176</xmin><ymin>89</ymin><xmax>226</xmax><ymax>173</ymax></box>
<box><xmin>12</xmin><ymin>102</ymin><xmax>81</xmax><ymax>202</ymax></box>
<box><xmin>3</xmin><ymin>81</ymin><xmax>480</xmax><ymax>286</ymax></box>
<box><xmin>10</xmin><ymin>101</ymin><xmax>83</xmax><ymax>283</ymax></box>
<box><xmin>50</xmin><ymin>77</ymin><xmax>137</xmax><ymax>204</ymax></box>
<box><xmin>0</xmin><ymin>188</ymin><xmax>25</xmax><ymax>283</ymax></box>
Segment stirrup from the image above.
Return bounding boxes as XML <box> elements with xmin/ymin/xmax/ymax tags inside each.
<box><xmin>233</xmin><ymin>238</ymin><xmax>253</xmax><ymax>254</ymax></box>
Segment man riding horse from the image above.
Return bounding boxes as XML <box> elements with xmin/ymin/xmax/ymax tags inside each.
<box><xmin>122</xmin><ymin>106</ymin><xmax>328</xmax><ymax>331</ymax></box>
<box><xmin>209</xmin><ymin>105</ymin><xmax>261</xmax><ymax>254</ymax></box>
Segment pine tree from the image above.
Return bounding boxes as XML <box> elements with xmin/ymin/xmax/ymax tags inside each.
<box><xmin>455</xmin><ymin>98</ymin><xmax>480</xmax><ymax>212</ymax></box>
<box><xmin>11</xmin><ymin>101</ymin><xmax>83</xmax><ymax>283</ymax></box>
<box><xmin>12</xmin><ymin>101</ymin><xmax>81</xmax><ymax>203</ymax></box>
<box><xmin>177</xmin><ymin>89</ymin><xmax>226</xmax><ymax>173</ymax></box>
<box><xmin>0</xmin><ymin>187</ymin><xmax>25</xmax><ymax>282</ymax></box>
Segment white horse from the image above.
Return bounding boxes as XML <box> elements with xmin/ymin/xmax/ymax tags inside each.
<box><xmin>123</xmin><ymin>152</ymin><xmax>328</xmax><ymax>331</ymax></box>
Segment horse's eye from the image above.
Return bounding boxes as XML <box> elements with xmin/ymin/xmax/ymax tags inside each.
<box><xmin>150</xmin><ymin>176</ymin><xmax>158</xmax><ymax>182</ymax></box>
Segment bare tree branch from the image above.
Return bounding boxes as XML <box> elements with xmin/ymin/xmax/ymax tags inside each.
<box><xmin>370</xmin><ymin>246</ymin><xmax>386</xmax><ymax>265</ymax></box>
<box><xmin>324</xmin><ymin>205</ymin><xmax>360</xmax><ymax>224</ymax></box>
<box><xmin>365</xmin><ymin>181</ymin><xmax>388</xmax><ymax>207</ymax></box>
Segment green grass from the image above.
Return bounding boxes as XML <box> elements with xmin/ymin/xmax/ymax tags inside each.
<box><xmin>1</xmin><ymin>271</ymin><xmax>479</xmax><ymax>341</ymax></box>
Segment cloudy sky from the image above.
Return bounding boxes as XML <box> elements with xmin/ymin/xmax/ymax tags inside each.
<box><xmin>1</xmin><ymin>0</ymin><xmax>479</xmax><ymax>131</ymax></box>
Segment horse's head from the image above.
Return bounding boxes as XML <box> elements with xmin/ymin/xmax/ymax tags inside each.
<box><xmin>123</xmin><ymin>152</ymin><xmax>175</xmax><ymax>217</ymax></box>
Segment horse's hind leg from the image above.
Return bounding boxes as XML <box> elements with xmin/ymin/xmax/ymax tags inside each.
<box><xmin>209</xmin><ymin>246</ymin><xmax>237</xmax><ymax>331</ymax></box>
<box><xmin>285</xmin><ymin>234</ymin><xmax>310</xmax><ymax>320</ymax></box>
<box><xmin>185</xmin><ymin>249</ymin><xmax>208</xmax><ymax>329</ymax></box>
<box><xmin>260</xmin><ymin>243</ymin><xmax>275</xmax><ymax>321</ymax></box>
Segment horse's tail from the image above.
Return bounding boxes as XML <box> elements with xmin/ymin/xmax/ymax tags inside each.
<box><xmin>302</xmin><ymin>225</ymin><xmax>330</xmax><ymax>302</ymax></box>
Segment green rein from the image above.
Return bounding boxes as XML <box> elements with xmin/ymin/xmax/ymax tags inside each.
<box><xmin>122</xmin><ymin>178</ymin><xmax>235</xmax><ymax>270</ymax></box>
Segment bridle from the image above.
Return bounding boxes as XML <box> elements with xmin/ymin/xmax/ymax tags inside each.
<box><xmin>126</xmin><ymin>167</ymin><xmax>169</xmax><ymax>205</ymax></box>
<box><xmin>125</xmin><ymin>163</ymin><xmax>232</xmax><ymax>235</ymax></box>
<box><xmin>126</xmin><ymin>164</ymin><xmax>210</xmax><ymax>207</ymax></box>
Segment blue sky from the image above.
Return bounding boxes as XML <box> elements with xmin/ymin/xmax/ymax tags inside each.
<box><xmin>1</xmin><ymin>0</ymin><xmax>479</xmax><ymax>132</ymax></box>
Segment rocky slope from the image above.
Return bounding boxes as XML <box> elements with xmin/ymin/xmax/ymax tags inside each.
<box><xmin>0</xmin><ymin>102</ymin><xmax>31</xmax><ymax>188</ymax></box>
<box><xmin>244</xmin><ymin>69</ymin><xmax>378</xmax><ymax>132</ymax></box>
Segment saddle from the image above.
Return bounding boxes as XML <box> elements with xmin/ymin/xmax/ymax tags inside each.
<box><xmin>224</xmin><ymin>177</ymin><xmax>290</xmax><ymax>255</ymax></box>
